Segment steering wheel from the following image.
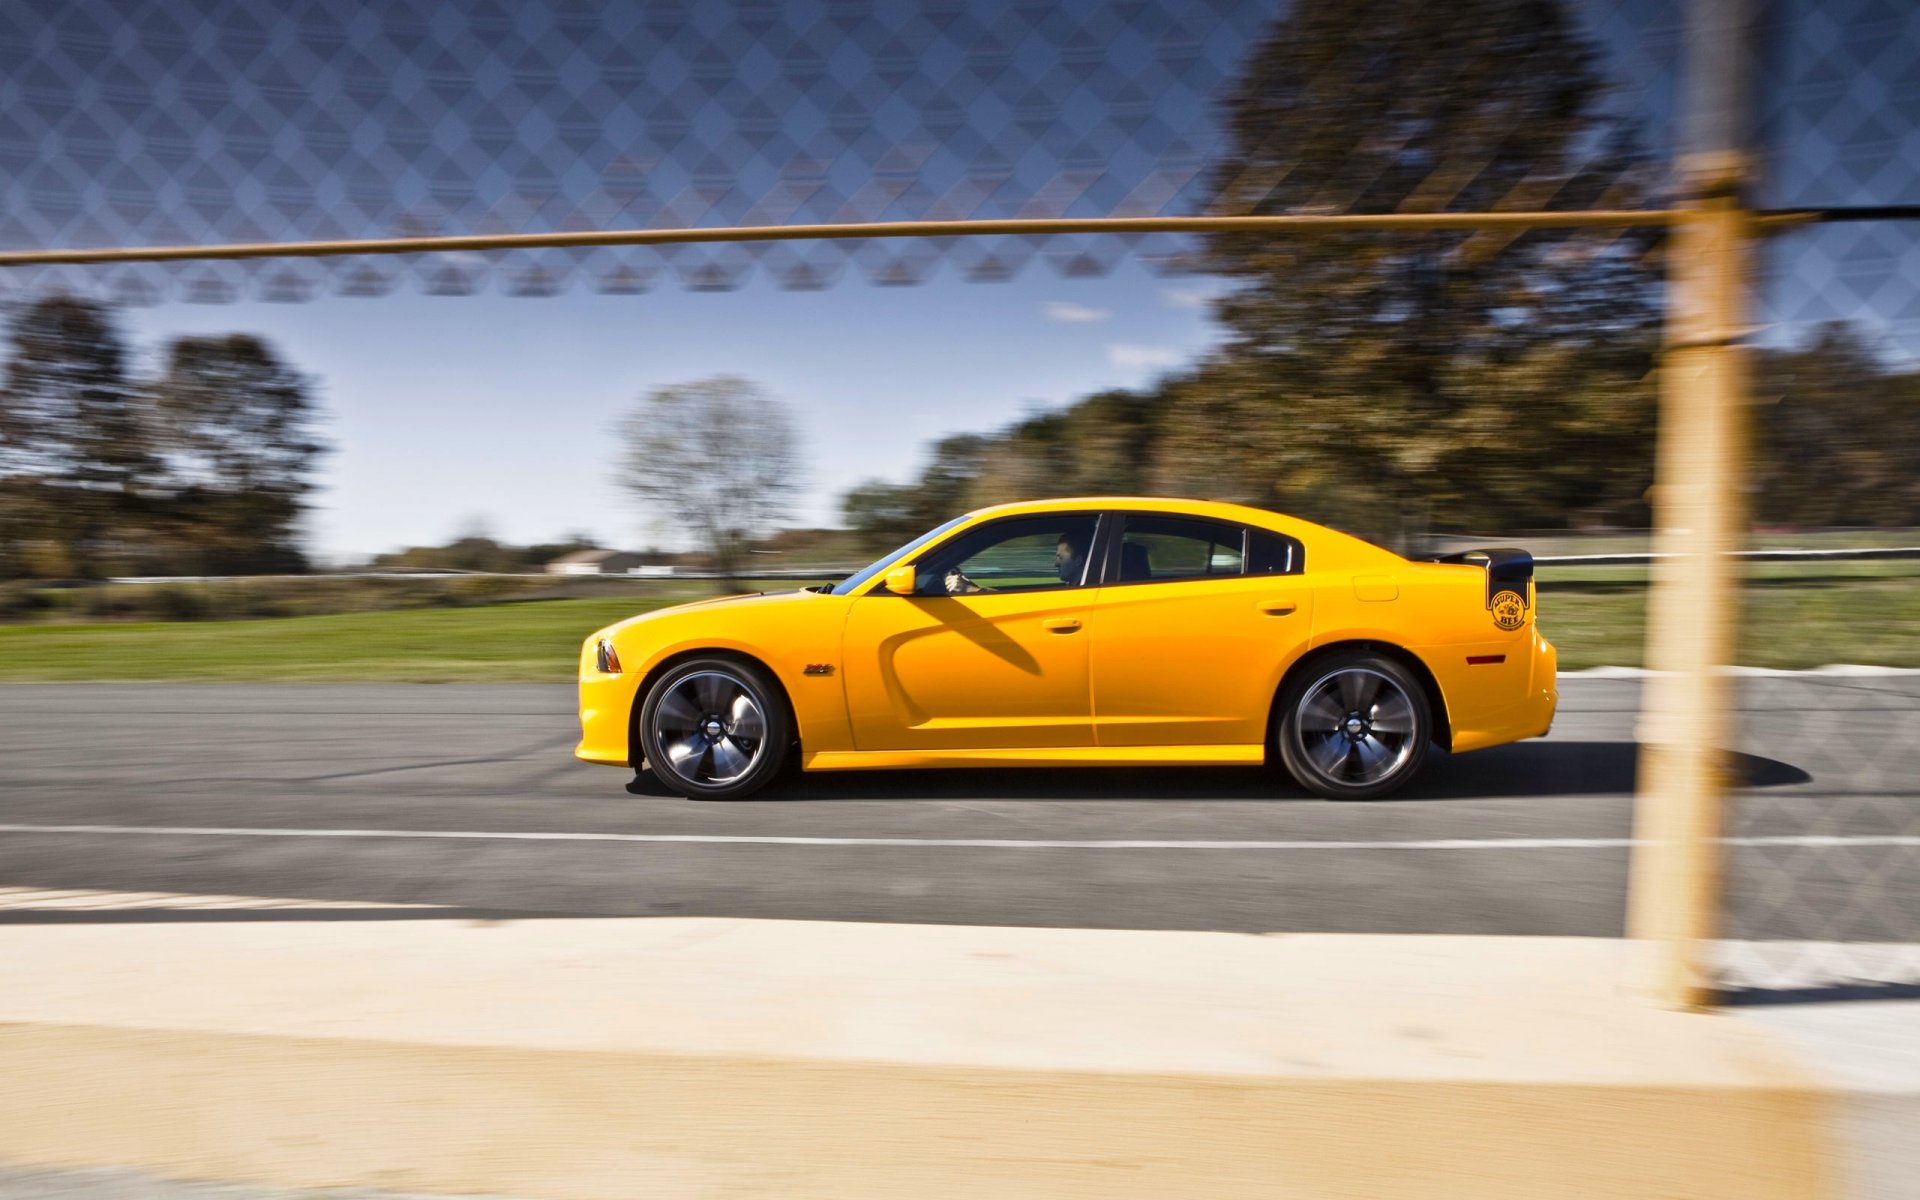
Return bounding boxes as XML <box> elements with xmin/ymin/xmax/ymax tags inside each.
<box><xmin>942</xmin><ymin>567</ymin><xmax>993</xmax><ymax>594</ymax></box>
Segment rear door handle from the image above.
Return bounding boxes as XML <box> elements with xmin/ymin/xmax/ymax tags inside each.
<box><xmin>1041</xmin><ymin>617</ymin><xmax>1083</xmax><ymax>633</ymax></box>
<box><xmin>1258</xmin><ymin>600</ymin><xmax>1298</xmax><ymax>616</ymax></box>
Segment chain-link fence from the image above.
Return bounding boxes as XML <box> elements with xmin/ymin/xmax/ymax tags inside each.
<box><xmin>1705</xmin><ymin>0</ymin><xmax>1920</xmax><ymax>999</ymax></box>
<box><xmin>1</xmin><ymin>0</ymin><xmax>1279</xmax><ymax>300</ymax></box>
<box><xmin>2</xmin><ymin>0</ymin><xmax>1918</xmax><ymax>1001</ymax></box>
<box><xmin>0</xmin><ymin>0</ymin><xmax>1692</xmax><ymax>291</ymax></box>
<box><xmin>1720</xmin><ymin>670</ymin><xmax>1920</xmax><ymax>994</ymax></box>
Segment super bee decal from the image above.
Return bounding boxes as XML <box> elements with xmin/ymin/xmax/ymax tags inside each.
<box><xmin>1490</xmin><ymin>589</ymin><xmax>1527</xmax><ymax>632</ymax></box>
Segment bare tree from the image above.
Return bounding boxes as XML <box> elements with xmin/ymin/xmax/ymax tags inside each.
<box><xmin>614</xmin><ymin>376</ymin><xmax>804</xmax><ymax>585</ymax></box>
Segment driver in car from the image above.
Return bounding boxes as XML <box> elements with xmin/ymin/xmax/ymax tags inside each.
<box><xmin>943</xmin><ymin>531</ymin><xmax>1086</xmax><ymax>594</ymax></box>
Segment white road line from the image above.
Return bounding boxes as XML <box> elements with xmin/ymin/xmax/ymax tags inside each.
<box><xmin>0</xmin><ymin>884</ymin><xmax>448</xmax><ymax>911</ymax></box>
<box><xmin>1</xmin><ymin>824</ymin><xmax>1916</xmax><ymax>851</ymax></box>
<box><xmin>1567</xmin><ymin>665</ymin><xmax>1920</xmax><ymax>678</ymax></box>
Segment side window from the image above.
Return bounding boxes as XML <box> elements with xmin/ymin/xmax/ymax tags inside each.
<box><xmin>1247</xmin><ymin>528</ymin><xmax>1305</xmax><ymax>576</ymax></box>
<box><xmin>1112</xmin><ymin>515</ymin><xmax>1245</xmax><ymax>584</ymax></box>
<box><xmin>916</xmin><ymin>514</ymin><xmax>1099</xmax><ymax>595</ymax></box>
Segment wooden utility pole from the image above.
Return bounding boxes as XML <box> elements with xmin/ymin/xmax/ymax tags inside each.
<box><xmin>1626</xmin><ymin>0</ymin><xmax>1760</xmax><ymax>1009</ymax></box>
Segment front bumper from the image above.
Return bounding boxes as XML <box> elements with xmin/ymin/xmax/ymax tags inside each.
<box><xmin>575</xmin><ymin>653</ymin><xmax>637</xmax><ymax>768</ymax></box>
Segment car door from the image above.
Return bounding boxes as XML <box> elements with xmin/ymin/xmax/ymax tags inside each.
<box><xmin>1091</xmin><ymin>513</ymin><xmax>1313</xmax><ymax>747</ymax></box>
<box><xmin>840</xmin><ymin>513</ymin><xmax>1101</xmax><ymax>751</ymax></box>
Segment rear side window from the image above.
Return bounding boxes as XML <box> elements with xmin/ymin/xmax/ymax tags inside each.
<box><xmin>1112</xmin><ymin>515</ymin><xmax>1243</xmax><ymax>583</ymax></box>
<box><xmin>1247</xmin><ymin>528</ymin><xmax>1303</xmax><ymax>575</ymax></box>
<box><xmin>1108</xmin><ymin>514</ymin><xmax>1304</xmax><ymax>583</ymax></box>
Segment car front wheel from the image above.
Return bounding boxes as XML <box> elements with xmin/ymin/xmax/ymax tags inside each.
<box><xmin>1277</xmin><ymin>652</ymin><xmax>1431</xmax><ymax>800</ymax></box>
<box><xmin>638</xmin><ymin>657</ymin><xmax>790</xmax><ymax>800</ymax></box>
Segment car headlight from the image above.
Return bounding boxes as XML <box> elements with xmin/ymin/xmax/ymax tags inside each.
<box><xmin>594</xmin><ymin>638</ymin><xmax>623</xmax><ymax>674</ymax></box>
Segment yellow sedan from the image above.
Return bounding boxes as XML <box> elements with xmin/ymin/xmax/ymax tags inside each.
<box><xmin>577</xmin><ymin>497</ymin><xmax>1556</xmax><ymax>800</ymax></box>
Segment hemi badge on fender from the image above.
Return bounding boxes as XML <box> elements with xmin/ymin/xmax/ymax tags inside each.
<box><xmin>803</xmin><ymin>663</ymin><xmax>835</xmax><ymax>676</ymax></box>
<box><xmin>1466</xmin><ymin>654</ymin><xmax>1507</xmax><ymax>665</ymax></box>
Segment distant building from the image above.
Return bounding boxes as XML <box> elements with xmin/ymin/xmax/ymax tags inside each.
<box><xmin>545</xmin><ymin>549</ymin><xmax>644</xmax><ymax>576</ymax></box>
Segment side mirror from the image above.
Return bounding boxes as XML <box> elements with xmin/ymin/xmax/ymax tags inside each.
<box><xmin>883</xmin><ymin>564</ymin><xmax>917</xmax><ymax>595</ymax></box>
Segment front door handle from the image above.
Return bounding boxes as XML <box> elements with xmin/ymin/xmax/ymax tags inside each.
<box><xmin>1258</xmin><ymin>600</ymin><xmax>1298</xmax><ymax>616</ymax></box>
<box><xmin>1041</xmin><ymin>617</ymin><xmax>1083</xmax><ymax>634</ymax></box>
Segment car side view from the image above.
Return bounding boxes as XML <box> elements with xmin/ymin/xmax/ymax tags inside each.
<box><xmin>576</xmin><ymin>498</ymin><xmax>1557</xmax><ymax>801</ymax></box>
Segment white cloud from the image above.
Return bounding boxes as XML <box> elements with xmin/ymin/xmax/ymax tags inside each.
<box><xmin>1106</xmin><ymin>343</ymin><xmax>1182</xmax><ymax>371</ymax></box>
<box><xmin>1160</xmin><ymin>286</ymin><xmax>1211</xmax><ymax>310</ymax></box>
<box><xmin>1043</xmin><ymin>300</ymin><xmax>1112</xmax><ymax>323</ymax></box>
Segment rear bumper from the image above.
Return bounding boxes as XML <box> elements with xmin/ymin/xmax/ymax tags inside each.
<box><xmin>1449</xmin><ymin>633</ymin><xmax>1556</xmax><ymax>753</ymax></box>
<box><xmin>1531</xmin><ymin>635</ymin><xmax>1559</xmax><ymax>737</ymax></box>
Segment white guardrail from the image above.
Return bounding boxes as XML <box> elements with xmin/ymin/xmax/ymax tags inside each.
<box><xmin>1531</xmin><ymin>546</ymin><xmax>1920</xmax><ymax>567</ymax></box>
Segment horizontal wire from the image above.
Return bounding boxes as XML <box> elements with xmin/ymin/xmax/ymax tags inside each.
<box><xmin>3</xmin><ymin>206</ymin><xmax>1903</xmax><ymax>270</ymax></box>
<box><xmin>0</xmin><ymin>211</ymin><xmax>1685</xmax><ymax>268</ymax></box>
<box><xmin>1757</xmin><ymin>205</ymin><xmax>1920</xmax><ymax>226</ymax></box>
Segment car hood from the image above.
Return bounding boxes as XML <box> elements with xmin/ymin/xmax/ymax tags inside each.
<box><xmin>593</xmin><ymin>587</ymin><xmax>828</xmax><ymax>639</ymax></box>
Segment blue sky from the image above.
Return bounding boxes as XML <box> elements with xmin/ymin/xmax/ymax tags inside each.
<box><xmin>123</xmin><ymin>261</ymin><xmax>1225</xmax><ymax>561</ymax></box>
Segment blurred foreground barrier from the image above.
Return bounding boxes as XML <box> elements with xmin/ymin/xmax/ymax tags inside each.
<box><xmin>1626</xmin><ymin>0</ymin><xmax>1759</xmax><ymax>1011</ymax></box>
<box><xmin>0</xmin><ymin>918</ymin><xmax>1838</xmax><ymax>1200</ymax></box>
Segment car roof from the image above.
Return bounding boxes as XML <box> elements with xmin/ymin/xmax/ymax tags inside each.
<box><xmin>956</xmin><ymin>496</ymin><xmax>1401</xmax><ymax>563</ymax></box>
<box><xmin>966</xmin><ymin>495</ymin><xmax>1290</xmax><ymax>527</ymax></box>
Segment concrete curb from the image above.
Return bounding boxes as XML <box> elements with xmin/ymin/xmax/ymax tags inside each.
<box><xmin>1741</xmin><ymin>1002</ymin><xmax>1920</xmax><ymax>1200</ymax></box>
<box><xmin>0</xmin><ymin>919</ymin><xmax>1839</xmax><ymax>1199</ymax></box>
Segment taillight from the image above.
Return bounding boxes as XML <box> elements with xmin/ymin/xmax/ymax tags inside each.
<box><xmin>595</xmin><ymin>638</ymin><xmax>622</xmax><ymax>674</ymax></box>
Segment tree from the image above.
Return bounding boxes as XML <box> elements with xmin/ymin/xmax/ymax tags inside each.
<box><xmin>965</xmin><ymin>391</ymin><xmax>1162</xmax><ymax>508</ymax></box>
<box><xmin>841</xmin><ymin>433</ymin><xmax>993</xmax><ymax>551</ymax></box>
<box><xmin>837</xmin><ymin>391</ymin><xmax>1170</xmax><ymax>548</ymax></box>
<box><xmin>0</xmin><ymin>300</ymin><xmax>327</xmax><ymax>579</ymax></box>
<box><xmin>153</xmin><ymin>334</ymin><xmax>325</xmax><ymax>573</ymax></box>
<box><xmin>0</xmin><ymin>296</ymin><xmax>155</xmax><ymax>576</ymax></box>
<box><xmin>1751</xmin><ymin>326</ymin><xmax>1920</xmax><ymax>527</ymax></box>
<box><xmin>840</xmin><ymin>479</ymin><xmax>923</xmax><ymax>553</ymax></box>
<box><xmin>1189</xmin><ymin>0</ymin><xmax>1663</xmax><ymax>544</ymax></box>
<box><xmin>912</xmin><ymin>433</ymin><xmax>993</xmax><ymax>524</ymax></box>
<box><xmin>614</xmin><ymin>376</ymin><xmax>803</xmax><ymax>584</ymax></box>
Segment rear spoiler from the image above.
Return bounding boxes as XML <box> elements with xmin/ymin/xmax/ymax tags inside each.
<box><xmin>1423</xmin><ymin>547</ymin><xmax>1534</xmax><ymax>611</ymax></box>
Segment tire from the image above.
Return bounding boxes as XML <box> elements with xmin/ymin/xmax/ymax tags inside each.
<box><xmin>1276</xmin><ymin>651</ymin><xmax>1431</xmax><ymax>800</ymax></box>
<box><xmin>637</xmin><ymin>657</ymin><xmax>791</xmax><ymax>800</ymax></box>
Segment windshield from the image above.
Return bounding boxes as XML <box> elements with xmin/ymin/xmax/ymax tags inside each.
<box><xmin>828</xmin><ymin>514</ymin><xmax>971</xmax><ymax>595</ymax></box>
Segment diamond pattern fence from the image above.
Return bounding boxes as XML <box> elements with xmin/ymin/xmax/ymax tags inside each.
<box><xmin>1719</xmin><ymin>673</ymin><xmax>1920</xmax><ymax>995</ymax></box>
<box><xmin>3</xmin><ymin>0</ymin><xmax>1920</xmax><ymax>997</ymax></box>
<box><xmin>1716</xmin><ymin>0</ymin><xmax>1920</xmax><ymax>996</ymax></box>
<box><xmin>0</xmin><ymin>0</ymin><xmax>1283</xmax><ymax>302</ymax></box>
<box><xmin>1717</xmin><ymin>217</ymin><xmax>1920</xmax><ymax>995</ymax></box>
<box><xmin>0</xmin><ymin>0</ymin><xmax>1690</xmax><ymax>302</ymax></box>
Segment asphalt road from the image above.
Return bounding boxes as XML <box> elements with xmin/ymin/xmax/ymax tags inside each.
<box><xmin>0</xmin><ymin>677</ymin><xmax>1914</xmax><ymax>940</ymax></box>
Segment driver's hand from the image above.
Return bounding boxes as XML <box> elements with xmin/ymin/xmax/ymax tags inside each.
<box><xmin>944</xmin><ymin>568</ymin><xmax>985</xmax><ymax>594</ymax></box>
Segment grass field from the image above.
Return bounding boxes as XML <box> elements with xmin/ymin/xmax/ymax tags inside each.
<box><xmin>1536</xmin><ymin>561</ymin><xmax>1920</xmax><ymax>670</ymax></box>
<box><xmin>0</xmin><ymin>561</ymin><xmax>1914</xmax><ymax>680</ymax></box>
<box><xmin>0</xmin><ymin>597</ymin><xmax>678</xmax><ymax>682</ymax></box>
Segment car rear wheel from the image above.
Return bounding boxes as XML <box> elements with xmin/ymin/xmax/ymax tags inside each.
<box><xmin>1277</xmin><ymin>652</ymin><xmax>1431</xmax><ymax>800</ymax></box>
<box><xmin>638</xmin><ymin>657</ymin><xmax>790</xmax><ymax>800</ymax></box>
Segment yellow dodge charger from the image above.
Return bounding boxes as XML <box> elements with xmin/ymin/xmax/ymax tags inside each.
<box><xmin>577</xmin><ymin>497</ymin><xmax>1556</xmax><ymax>801</ymax></box>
